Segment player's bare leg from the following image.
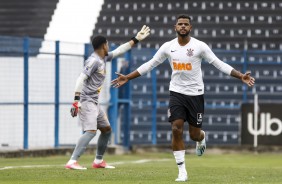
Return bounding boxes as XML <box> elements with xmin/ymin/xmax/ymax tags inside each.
<box><xmin>171</xmin><ymin>119</ymin><xmax>188</xmax><ymax>182</ymax></box>
<box><xmin>189</xmin><ymin>125</ymin><xmax>206</xmax><ymax>156</ymax></box>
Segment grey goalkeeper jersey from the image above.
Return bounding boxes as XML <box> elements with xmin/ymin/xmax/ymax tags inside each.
<box><xmin>80</xmin><ymin>52</ymin><xmax>113</xmax><ymax>103</ymax></box>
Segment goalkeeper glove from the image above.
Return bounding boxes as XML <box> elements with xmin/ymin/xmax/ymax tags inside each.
<box><xmin>70</xmin><ymin>100</ymin><xmax>81</xmax><ymax>117</ymax></box>
<box><xmin>132</xmin><ymin>25</ymin><xmax>150</xmax><ymax>43</ymax></box>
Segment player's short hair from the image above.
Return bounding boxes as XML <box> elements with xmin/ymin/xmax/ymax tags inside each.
<box><xmin>91</xmin><ymin>35</ymin><xmax>107</xmax><ymax>50</ymax></box>
<box><xmin>176</xmin><ymin>14</ymin><xmax>192</xmax><ymax>23</ymax></box>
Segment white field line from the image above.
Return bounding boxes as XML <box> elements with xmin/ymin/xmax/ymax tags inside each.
<box><xmin>0</xmin><ymin>158</ymin><xmax>170</xmax><ymax>171</ymax></box>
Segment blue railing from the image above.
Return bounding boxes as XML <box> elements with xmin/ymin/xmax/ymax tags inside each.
<box><xmin>1</xmin><ymin>36</ymin><xmax>282</xmax><ymax>150</ymax></box>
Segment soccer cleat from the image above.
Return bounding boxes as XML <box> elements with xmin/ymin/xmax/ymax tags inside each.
<box><xmin>65</xmin><ymin>162</ymin><xmax>87</xmax><ymax>170</ymax></box>
<box><xmin>92</xmin><ymin>160</ymin><xmax>115</xmax><ymax>169</ymax></box>
<box><xmin>196</xmin><ymin>131</ymin><xmax>206</xmax><ymax>156</ymax></box>
<box><xmin>175</xmin><ymin>173</ymin><xmax>188</xmax><ymax>182</ymax></box>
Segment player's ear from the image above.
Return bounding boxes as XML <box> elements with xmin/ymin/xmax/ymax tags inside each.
<box><xmin>103</xmin><ymin>43</ymin><xmax>108</xmax><ymax>50</ymax></box>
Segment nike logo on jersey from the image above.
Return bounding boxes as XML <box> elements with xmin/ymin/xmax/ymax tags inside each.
<box><xmin>171</xmin><ymin>50</ymin><xmax>177</xmax><ymax>52</ymax></box>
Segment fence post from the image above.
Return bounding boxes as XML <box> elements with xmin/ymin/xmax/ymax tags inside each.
<box><xmin>123</xmin><ymin>51</ymin><xmax>132</xmax><ymax>149</ymax></box>
<box><xmin>242</xmin><ymin>50</ymin><xmax>248</xmax><ymax>102</ymax></box>
<box><xmin>23</xmin><ymin>37</ymin><xmax>29</xmax><ymax>150</ymax></box>
<box><xmin>151</xmin><ymin>49</ymin><xmax>157</xmax><ymax>145</ymax></box>
<box><xmin>108</xmin><ymin>44</ymin><xmax>118</xmax><ymax>145</ymax></box>
<box><xmin>54</xmin><ymin>41</ymin><xmax>60</xmax><ymax>147</ymax></box>
<box><xmin>151</xmin><ymin>68</ymin><xmax>157</xmax><ymax>145</ymax></box>
<box><xmin>84</xmin><ymin>43</ymin><xmax>90</xmax><ymax>65</ymax></box>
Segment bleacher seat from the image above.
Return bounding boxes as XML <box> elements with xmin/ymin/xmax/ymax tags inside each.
<box><xmin>98</xmin><ymin>0</ymin><xmax>282</xmax><ymax>145</ymax></box>
<box><xmin>95</xmin><ymin>0</ymin><xmax>282</xmax><ymax>50</ymax></box>
<box><xmin>0</xmin><ymin>0</ymin><xmax>58</xmax><ymax>38</ymax></box>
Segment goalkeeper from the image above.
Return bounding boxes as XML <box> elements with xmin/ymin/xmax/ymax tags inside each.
<box><xmin>65</xmin><ymin>25</ymin><xmax>150</xmax><ymax>170</ymax></box>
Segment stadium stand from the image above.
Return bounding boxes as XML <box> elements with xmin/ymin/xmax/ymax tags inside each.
<box><xmin>93</xmin><ymin>0</ymin><xmax>282</xmax><ymax>50</ymax></box>
<box><xmin>0</xmin><ymin>0</ymin><xmax>59</xmax><ymax>38</ymax></box>
<box><xmin>0</xmin><ymin>0</ymin><xmax>59</xmax><ymax>56</ymax></box>
<box><xmin>92</xmin><ymin>0</ymin><xmax>282</xmax><ymax>145</ymax></box>
<box><xmin>0</xmin><ymin>0</ymin><xmax>281</xmax><ymax>148</ymax></box>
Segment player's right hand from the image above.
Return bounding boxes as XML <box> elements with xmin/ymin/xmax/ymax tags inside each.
<box><xmin>135</xmin><ymin>25</ymin><xmax>150</xmax><ymax>41</ymax></box>
<box><xmin>111</xmin><ymin>72</ymin><xmax>129</xmax><ymax>88</ymax></box>
<box><xmin>70</xmin><ymin>101</ymin><xmax>81</xmax><ymax>117</ymax></box>
<box><xmin>242</xmin><ymin>71</ymin><xmax>255</xmax><ymax>87</ymax></box>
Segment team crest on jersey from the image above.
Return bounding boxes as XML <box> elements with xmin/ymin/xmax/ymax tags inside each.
<box><xmin>186</xmin><ymin>48</ymin><xmax>194</xmax><ymax>57</ymax></box>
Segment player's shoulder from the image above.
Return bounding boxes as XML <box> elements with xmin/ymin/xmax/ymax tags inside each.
<box><xmin>160</xmin><ymin>38</ymin><xmax>178</xmax><ymax>49</ymax></box>
<box><xmin>166</xmin><ymin>38</ymin><xmax>178</xmax><ymax>45</ymax></box>
<box><xmin>190</xmin><ymin>37</ymin><xmax>209</xmax><ymax>49</ymax></box>
<box><xmin>190</xmin><ymin>37</ymin><xmax>206</xmax><ymax>45</ymax></box>
<box><xmin>85</xmin><ymin>53</ymin><xmax>101</xmax><ymax>67</ymax></box>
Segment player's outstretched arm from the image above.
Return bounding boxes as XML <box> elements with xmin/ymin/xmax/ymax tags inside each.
<box><xmin>230</xmin><ymin>69</ymin><xmax>255</xmax><ymax>87</ymax></box>
<box><xmin>111</xmin><ymin>25</ymin><xmax>150</xmax><ymax>58</ymax></box>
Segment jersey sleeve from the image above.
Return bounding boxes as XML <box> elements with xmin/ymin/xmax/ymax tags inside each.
<box><xmin>137</xmin><ymin>43</ymin><xmax>169</xmax><ymax>75</ymax></box>
<box><xmin>200</xmin><ymin>42</ymin><xmax>220</xmax><ymax>64</ymax></box>
<box><xmin>105</xmin><ymin>52</ymin><xmax>114</xmax><ymax>62</ymax></box>
<box><xmin>83</xmin><ymin>59</ymin><xmax>99</xmax><ymax>76</ymax></box>
<box><xmin>200</xmin><ymin>42</ymin><xmax>233</xmax><ymax>75</ymax></box>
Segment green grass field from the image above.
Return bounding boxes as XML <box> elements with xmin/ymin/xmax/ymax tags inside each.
<box><xmin>0</xmin><ymin>152</ymin><xmax>282</xmax><ymax>184</ymax></box>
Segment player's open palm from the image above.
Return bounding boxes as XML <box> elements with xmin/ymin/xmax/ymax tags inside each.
<box><xmin>111</xmin><ymin>72</ymin><xmax>128</xmax><ymax>88</ymax></box>
<box><xmin>242</xmin><ymin>71</ymin><xmax>255</xmax><ymax>87</ymax></box>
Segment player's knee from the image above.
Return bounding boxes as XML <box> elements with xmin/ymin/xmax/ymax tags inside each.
<box><xmin>189</xmin><ymin>131</ymin><xmax>201</xmax><ymax>141</ymax></box>
<box><xmin>99</xmin><ymin>126</ymin><xmax>112</xmax><ymax>133</ymax></box>
<box><xmin>172</xmin><ymin>125</ymin><xmax>183</xmax><ymax>137</ymax></box>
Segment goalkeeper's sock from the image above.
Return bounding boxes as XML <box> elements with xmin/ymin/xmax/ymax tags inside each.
<box><xmin>94</xmin><ymin>131</ymin><xmax>111</xmax><ymax>163</ymax></box>
<box><xmin>173</xmin><ymin>150</ymin><xmax>187</xmax><ymax>175</ymax></box>
<box><xmin>70</xmin><ymin>131</ymin><xmax>96</xmax><ymax>161</ymax></box>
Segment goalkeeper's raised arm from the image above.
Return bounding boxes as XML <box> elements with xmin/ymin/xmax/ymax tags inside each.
<box><xmin>111</xmin><ymin>25</ymin><xmax>150</xmax><ymax>58</ymax></box>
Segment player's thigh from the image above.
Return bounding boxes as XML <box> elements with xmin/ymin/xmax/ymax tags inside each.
<box><xmin>186</xmin><ymin>95</ymin><xmax>204</xmax><ymax>128</ymax></box>
<box><xmin>168</xmin><ymin>91</ymin><xmax>187</xmax><ymax>123</ymax></box>
<box><xmin>97</xmin><ymin>106</ymin><xmax>110</xmax><ymax>131</ymax></box>
<box><xmin>79</xmin><ymin>101</ymin><xmax>98</xmax><ymax>131</ymax></box>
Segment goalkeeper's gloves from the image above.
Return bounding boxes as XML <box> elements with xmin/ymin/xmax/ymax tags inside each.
<box><xmin>70</xmin><ymin>100</ymin><xmax>81</xmax><ymax>117</ymax></box>
<box><xmin>132</xmin><ymin>25</ymin><xmax>150</xmax><ymax>43</ymax></box>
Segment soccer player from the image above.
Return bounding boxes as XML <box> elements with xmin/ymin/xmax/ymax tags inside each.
<box><xmin>111</xmin><ymin>14</ymin><xmax>255</xmax><ymax>181</ymax></box>
<box><xmin>65</xmin><ymin>25</ymin><xmax>150</xmax><ymax>170</ymax></box>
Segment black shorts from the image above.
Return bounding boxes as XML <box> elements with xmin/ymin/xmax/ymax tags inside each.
<box><xmin>168</xmin><ymin>91</ymin><xmax>204</xmax><ymax>128</ymax></box>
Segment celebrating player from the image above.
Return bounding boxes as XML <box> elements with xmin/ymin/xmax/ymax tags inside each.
<box><xmin>65</xmin><ymin>25</ymin><xmax>150</xmax><ymax>170</ymax></box>
<box><xmin>111</xmin><ymin>14</ymin><xmax>255</xmax><ymax>181</ymax></box>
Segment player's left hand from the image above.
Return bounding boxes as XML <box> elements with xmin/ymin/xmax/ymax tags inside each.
<box><xmin>242</xmin><ymin>71</ymin><xmax>255</xmax><ymax>87</ymax></box>
<box><xmin>135</xmin><ymin>25</ymin><xmax>150</xmax><ymax>41</ymax></box>
<box><xmin>111</xmin><ymin>72</ymin><xmax>129</xmax><ymax>88</ymax></box>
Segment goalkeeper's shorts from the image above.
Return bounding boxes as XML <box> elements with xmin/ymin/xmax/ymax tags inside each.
<box><xmin>78</xmin><ymin>101</ymin><xmax>110</xmax><ymax>131</ymax></box>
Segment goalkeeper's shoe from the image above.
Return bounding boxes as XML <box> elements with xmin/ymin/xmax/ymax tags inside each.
<box><xmin>175</xmin><ymin>173</ymin><xmax>188</xmax><ymax>182</ymax></box>
<box><xmin>196</xmin><ymin>131</ymin><xmax>206</xmax><ymax>156</ymax></box>
<box><xmin>65</xmin><ymin>162</ymin><xmax>87</xmax><ymax>170</ymax></box>
<box><xmin>92</xmin><ymin>161</ymin><xmax>115</xmax><ymax>169</ymax></box>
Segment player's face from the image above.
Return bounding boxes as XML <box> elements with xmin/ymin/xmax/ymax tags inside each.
<box><xmin>175</xmin><ymin>18</ymin><xmax>192</xmax><ymax>37</ymax></box>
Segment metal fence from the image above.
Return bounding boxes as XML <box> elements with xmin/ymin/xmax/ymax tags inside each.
<box><xmin>1</xmin><ymin>35</ymin><xmax>282</xmax><ymax>150</ymax></box>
